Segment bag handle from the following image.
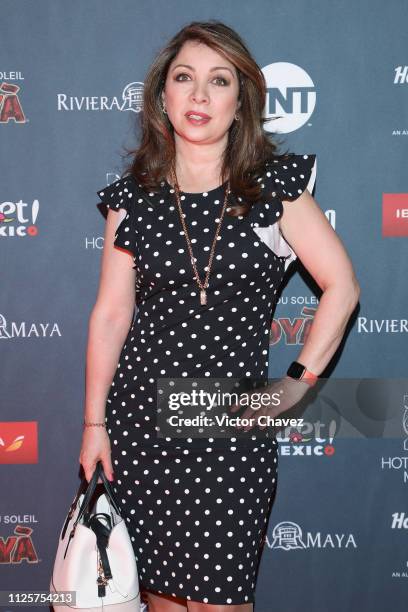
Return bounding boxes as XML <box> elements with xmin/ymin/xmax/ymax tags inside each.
<box><xmin>73</xmin><ymin>461</ymin><xmax>121</xmax><ymax>528</ymax></box>
<box><xmin>96</xmin><ymin>462</ymin><xmax>121</xmax><ymax>514</ymax></box>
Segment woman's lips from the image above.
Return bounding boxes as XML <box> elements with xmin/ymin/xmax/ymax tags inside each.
<box><xmin>185</xmin><ymin>112</ymin><xmax>211</xmax><ymax>125</ymax></box>
<box><xmin>185</xmin><ymin>115</ymin><xmax>211</xmax><ymax>125</ymax></box>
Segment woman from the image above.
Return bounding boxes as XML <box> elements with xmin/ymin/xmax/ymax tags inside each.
<box><xmin>80</xmin><ymin>20</ymin><xmax>360</xmax><ymax>612</ymax></box>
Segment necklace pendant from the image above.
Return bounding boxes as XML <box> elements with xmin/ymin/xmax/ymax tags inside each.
<box><xmin>200</xmin><ymin>289</ymin><xmax>207</xmax><ymax>306</ymax></box>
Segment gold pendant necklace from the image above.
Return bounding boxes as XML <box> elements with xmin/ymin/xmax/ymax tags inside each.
<box><xmin>169</xmin><ymin>165</ymin><xmax>231</xmax><ymax>306</ymax></box>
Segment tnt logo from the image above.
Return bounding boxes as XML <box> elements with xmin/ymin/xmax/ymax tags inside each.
<box><xmin>391</xmin><ymin>512</ymin><xmax>408</xmax><ymax>529</ymax></box>
<box><xmin>0</xmin><ymin>82</ymin><xmax>26</xmax><ymax>124</ymax></box>
<box><xmin>262</xmin><ymin>62</ymin><xmax>316</xmax><ymax>134</ymax></box>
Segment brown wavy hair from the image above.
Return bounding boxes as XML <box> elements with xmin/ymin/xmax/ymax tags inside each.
<box><xmin>122</xmin><ymin>20</ymin><xmax>291</xmax><ymax>217</ymax></box>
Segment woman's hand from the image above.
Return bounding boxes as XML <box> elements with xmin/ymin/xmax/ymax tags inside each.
<box><xmin>229</xmin><ymin>376</ymin><xmax>312</xmax><ymax>432</ymax></box>
<box><xmin>79</xmin><ymin>427</ymin><xmax>115</xmax><ymax>484</ymax></box>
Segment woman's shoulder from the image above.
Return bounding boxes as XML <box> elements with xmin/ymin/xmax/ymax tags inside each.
<box><xmin>261</xmin><ymin>153</ymin><xmax>317</xmax><ymax>201</ymax></box>
<box><xmin>95</xmin><ymin>173</ymin><xmax>145</xmax><ymax>220</ymax></box>
<box><xmin>97</xmin><ymin>174</ymin><xmax>136</xmax><ymax>199</ymax></box>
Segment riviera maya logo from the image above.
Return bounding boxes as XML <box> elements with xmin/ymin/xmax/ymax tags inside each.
<box><xmin>0</xmin><ymin>82</ymin><xmax>26</xmax><ymax>123</ymax></box>
<box><xmin>271</xmin><ymin>521</ymin><xmax>307</xmax><ymax>550</ymax></box>
<box><xmin>0</xmin><ymin>313</ymin><xmax>61</xmax><ymax>339</ymax></box>
<box><xmin>268</xmin><ymin>521</ymin><xmax>357</xmax><ymax>550</ymax></box>
<box><xmin>261</xmin><ymin>62</ymin><xmax>316</xmax><ymax>134</ymax></box>
<box><xmin>57</xmin><ymin>82</ymin><xmax>145</xmax><ymax>112</ymax></box>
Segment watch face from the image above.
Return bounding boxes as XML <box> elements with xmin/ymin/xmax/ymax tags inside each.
<box><xmin>287</xmin><ymin>361</ymin><xmax>306</xmax><ymax>379</ymax></box>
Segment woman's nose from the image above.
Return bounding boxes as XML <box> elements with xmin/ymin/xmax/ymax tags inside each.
<box><xmin>190</xmin><ymin>83</ymin><xmax>209</xmax><ymax>104</ymax></box>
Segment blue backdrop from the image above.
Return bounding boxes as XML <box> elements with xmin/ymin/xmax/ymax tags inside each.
<box><xmin>1</xmin><ymin>1</ymin><xmax>407</xmax><ymax>611</ymax></box>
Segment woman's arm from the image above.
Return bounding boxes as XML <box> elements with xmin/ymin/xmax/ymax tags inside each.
<box><xmin>279</xmin><ymin>189</ymin><xmax>360</xmax><ymax>376</ymax></box>
<box><xmin>84</xmin><ymin>207</ymin><xmax>137</xmax><ymax>424</ymax></box>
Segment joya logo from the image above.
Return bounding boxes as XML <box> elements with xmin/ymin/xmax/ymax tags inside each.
<box><xmin>262</xmin><ymin>62</ymin><xmax>316</xmax><ymax>134</ymax></box>
<box><xmin>0</xmin><ymin>82</ymin><xmax>26</xmax><ymax>124</ymax></box>
<box><xmin>0</xmin><ymin>525</ymin><xmax>39</xmax><ymax>564</ymax></box>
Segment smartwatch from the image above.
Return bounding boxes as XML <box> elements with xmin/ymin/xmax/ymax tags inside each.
<box><xmin>286</xmin><ymin>361</ymin><xmax>318</xmax><ymax>387</ymax></box>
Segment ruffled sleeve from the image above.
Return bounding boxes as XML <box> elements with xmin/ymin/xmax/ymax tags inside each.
<box><xmin>264</xmin><ymin>153</ymin><xmax>316</xmax><ymax>201</ymax></box>
<box><xmin>96</xmin><ymin>176</ymin><xmax>137</xmax><ymax>256</ymax></box>
<box><xmin>250</xmin><ymin>153</ymin><xmax>317</xmax><ymax>272</ymax></box>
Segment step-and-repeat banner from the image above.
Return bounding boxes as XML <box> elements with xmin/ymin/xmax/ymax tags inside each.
<box><xmin>1</xmin><ymin>1</ymin><xmax>407</xmax><ymax>611</ymax></box>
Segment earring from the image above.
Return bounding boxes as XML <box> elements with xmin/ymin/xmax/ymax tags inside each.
<box><xmin>234</xmin><ymin>113</ymin><xmax>239</xmax><ymax>121</ymax></box>
<box><xmin>162</xmin><ymin>103</ymin><xmax>167</xmax><ymax>114</ymax></box>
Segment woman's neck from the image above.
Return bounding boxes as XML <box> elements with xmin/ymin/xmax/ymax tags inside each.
<box><xmin>168</xmin><ymin>170</ymin><xmax>225</xmax><ymax>193</ymax></box>
<box><xmin>170</xmin><ymin>138</ymin><xmax>226</xmax><ymax>192</ymax></box>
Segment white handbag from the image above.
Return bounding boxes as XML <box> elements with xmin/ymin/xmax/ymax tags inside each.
<box><xmin>50</xmin><ymin>461</ymin><xmax>140</xmax><ymax>611</ymax></box>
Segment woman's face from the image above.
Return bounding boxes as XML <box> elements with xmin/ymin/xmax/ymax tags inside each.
<box><xmin>162</xmin><ymin>40</ymin><xmax>240</xmax><ymax>146</ymax></box>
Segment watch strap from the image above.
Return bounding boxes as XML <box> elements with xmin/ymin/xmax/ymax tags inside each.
<box><xmin>286</xmin><ymin>361</ymin><xmax>318</xmax><ymax>386</ymax></box>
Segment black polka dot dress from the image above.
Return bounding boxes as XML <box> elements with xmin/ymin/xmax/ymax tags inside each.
<box><xmin>96</xmin><ymin>154</ymin><xmax>316</xmax><ymax>604</ymax></box>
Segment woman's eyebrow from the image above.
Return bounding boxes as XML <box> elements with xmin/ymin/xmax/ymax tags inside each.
<box><xmin>171</xmin><ymin>63</ymin><xmax>234</xmax><ymax>76</ymax></box>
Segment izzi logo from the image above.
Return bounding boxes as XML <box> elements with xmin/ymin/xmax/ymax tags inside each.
<box><xmin>262</xmin><ymin>62</ymin><xmax>316</xmax><ymax>134</ymax></box>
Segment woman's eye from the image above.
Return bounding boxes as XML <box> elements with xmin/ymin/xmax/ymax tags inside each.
<box><xmin>213</xmin><ymin>76</ymin><xmax>229</xmax><ymax>86</ymax></box>
<box><xmin>175</xmin><ymin>73</ymin><xmax>190</xmax><ymax>81</ymax></box>
<box><xmin>174</xmin><ymin>73</ymin><xmax>229</xmax><ymax>86</ymax></box>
